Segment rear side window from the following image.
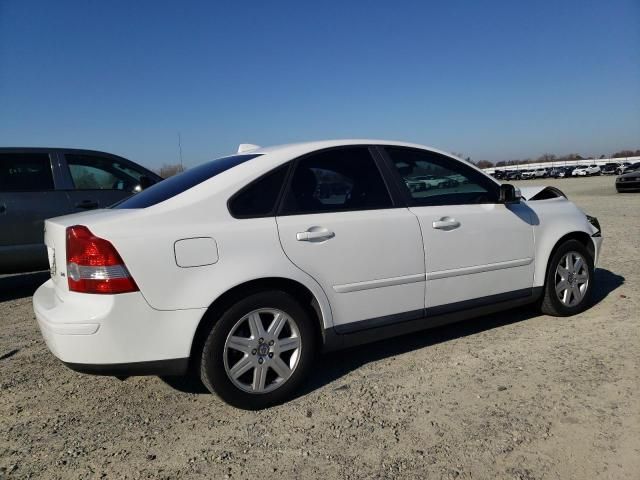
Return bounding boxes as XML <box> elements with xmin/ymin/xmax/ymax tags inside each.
<box><xmin>229</xmin><ymin>164</ymin><xmax>289</xmax><ymax>218</ymax></box>
<box><xmin>115</xmin><ymin>154</ymin><xmax>261</xmax><ymax>208</ymax></box>
<box><xmin>0</xmin><ymin>153</ymin><xmax>54</xmax><ymax>191</ymax></box>
<box><xmin>280</xmin><ymin>147</ymin><xmax>392</xmax><ymax>215</ymax></box>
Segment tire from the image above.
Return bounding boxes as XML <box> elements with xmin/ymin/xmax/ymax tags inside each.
<box><xmin>540</xmin><ymin>239</ymin><xmax>594</xmax><ymax>316</ymax></box>
<box><xmin>199</xmin><ymin>290</ymin><xmax>317</xmax><ymax>409</ymax></box>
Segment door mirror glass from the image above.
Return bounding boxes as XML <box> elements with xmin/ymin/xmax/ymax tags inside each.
<box><xmin>499</xmin><ymin>184</ymin><xmax>521</xmax><ymax>204</ymax></box>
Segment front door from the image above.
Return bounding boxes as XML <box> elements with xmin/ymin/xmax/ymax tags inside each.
<box><xmin>381</xmin><ymin>146</ymin><xmax>535</xmax><ymax>311</ymax></box>
<box><xmin>62</xmin><ymin>153</ymin><xmax>149</xmax><ymax>210</ymax></box>
<box><xmin>276</xmin><ymin>146</ymin><xmax>425</xmax><ymax>330</ymax></box>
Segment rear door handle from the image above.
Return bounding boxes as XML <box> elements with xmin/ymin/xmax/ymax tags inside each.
<box><xmin>0</xmin><ymin>204</ymin><xmax>6</xmax><ymax>214</ymax></box>
<box><xmin>296</xmin><ymin>228</ymin><xmax>335</xmax><ymax>242</ymax></box>
<box><xmin>432</xmin><ymin>217</ymin><xmax>460</xmax><ymax>230</ymax></box>
<box><xmin>75</xmin><ymin>200</ymin><xmax>99</xmax><ymax>209</ymax></box>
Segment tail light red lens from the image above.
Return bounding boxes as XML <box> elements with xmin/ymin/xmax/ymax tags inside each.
<box><xmin>66</xmin><ymin>225</ymin><xmax>139</xmax><ymax>294</ymax></box>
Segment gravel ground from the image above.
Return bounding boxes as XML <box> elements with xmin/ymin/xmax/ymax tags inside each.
<box><xmin>1</xmin><ymin>175</ymin><xmax>639</xmax><ymax>479</ymax></box>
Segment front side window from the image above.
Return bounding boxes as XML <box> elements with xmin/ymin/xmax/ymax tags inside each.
<box><xmin>384</xmin><ymin>147</ymin><xmax>499</xmax><ymax>206</ymax></box>
<box><xmin>280</xmin><ymin>147</ymin><xmax>392</xmax><ymax>215</ymax></box>
<box><xmin>0</xmin><ymin>153</ymin><xmax>54</xmax><ymax>191</ymax></box>
<box><xmin>66</xmin><ymin>154</ymin><xmax>144</xmax><ymax>192</ymax></box>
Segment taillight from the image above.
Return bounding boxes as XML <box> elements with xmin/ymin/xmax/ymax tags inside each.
<box><xmin>66</xmin><ymin>225</ymin><xmax>138</xmax><ymax>294</ymax></box>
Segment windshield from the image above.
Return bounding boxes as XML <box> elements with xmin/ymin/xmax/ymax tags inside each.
<box><xmin>114</xmin><ymin>154</ymin><xmax>261</xmax><ymax>208</ymax></box>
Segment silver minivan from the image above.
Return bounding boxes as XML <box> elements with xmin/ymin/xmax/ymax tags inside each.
<box><xmin>0</xmin><ymin>148</ymin><xmax>161</xmax><ymax>273</ymax></box>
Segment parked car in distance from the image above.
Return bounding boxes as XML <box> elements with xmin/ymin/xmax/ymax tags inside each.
<box><xmin>601</xmin><ymin>163</ymin><xmax>620</xmax><ymax>175</ymax></box>
<box><xmin>33</xmin><ymin>139</ymin><xmax>603</xmax><ymax>409</ymax></box>
<box><xmin>616</xmin><ymin>162</ymin><xmax>640</xmax><ymax>193</ymax></box>
<box><xmin>617</xmin><ymin>162</ymin><xmax>634</xmax><ymax>175</ymax></box>
<box><xmin>0</xmin><ymin>148</ymin><xmax>162</xmax><ymax>274</ymax></box>
<box><xmin>558</xmin><ymin>166</ymin><xmax>576</xmax><ymax>178</ymax></box>
<box><xmin>547</xmin><ymin>167</ymin><xmax>563</xmax><ymax>178</ymax></box>
<box><xmin>504</xmin><ymin>170</ymin><xmax>522</xmax><ymax>180</ymax></box>
<box><xmin>572</xmin><ymin>164</ymin><xmax>601</xmax><ymax>176</ymax></box>
<box><xmin>533</xmin><ymin>168</ymin><xmax>548</xmax><ymax>178</ymax></box>
<box><xmin>521</xmin><ymin>169</ymin><xmax>536</xmax><ymax>180</ymax></box>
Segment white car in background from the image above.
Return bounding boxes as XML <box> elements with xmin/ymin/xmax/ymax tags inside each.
<box><xmin>572</xmin><ymin>165</ymin><xmax>601</xmax><ymax>176</ymax></box>
<box><xmin>533</xmin><ymin>168</ymin><xmax>548</xmax><ymax>178</ymax></box>
<box><xmin>33</xmin><ymin>140</ymin><xmax>603</xmax><ymax>409</ymax></box>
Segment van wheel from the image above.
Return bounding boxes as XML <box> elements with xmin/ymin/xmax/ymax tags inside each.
<box><xmin>540</xmin><ymin>239</ymin><xmax>594</xmax><ymax>316</ymax></box>
<box><xmin>200</xmin><ymin>290</ymin><xmax>317</xmax><ymax>409</ymax></box>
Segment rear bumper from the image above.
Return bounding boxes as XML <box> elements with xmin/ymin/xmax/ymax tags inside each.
<box><xmin>33</xmin><ymin>279</ymin><xmax>205</xmax><ymax>375</ymax></box>
<box><xmin>64</xmin><ymin>358</ymin><xmax>189</xmax><ymax>376</ymax></box>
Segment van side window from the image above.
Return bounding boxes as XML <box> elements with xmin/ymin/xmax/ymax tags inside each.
<box><xmin>0</xmin><ymin>153</ymin><xmax>54</xmax><ymax>191</ymax></box>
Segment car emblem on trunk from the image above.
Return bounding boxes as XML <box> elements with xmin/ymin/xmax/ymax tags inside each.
<box><xmin>50</xmin><ymin>251</ymin><xmax>57</xmax><ymax>277</ymax></box>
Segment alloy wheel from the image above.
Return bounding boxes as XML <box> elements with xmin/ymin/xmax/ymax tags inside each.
<box><xmin>223</xmin><ymin>309</ymin><xmax>301</xmax><ymax>394</ymax></box>
<box><xmin>554</xmin><ymin>251</ymin><xmax>589</xmax><ymax>307</ymax></box>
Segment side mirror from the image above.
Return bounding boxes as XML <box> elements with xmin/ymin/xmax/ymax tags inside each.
<box><xmin>499</xmin><ymin>184</ymin><xmax>522</xmax><ymax>204</ymax></box>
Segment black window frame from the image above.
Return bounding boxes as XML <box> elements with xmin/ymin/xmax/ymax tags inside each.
<box><xmin>227</xmin><ymin>163</ymin><xmax>293</xmax><ymax>219</ymax></box>
<box><xmin>275</xmin><ymin>145</ymin><xmax>400</xmax><ymax>217</ymax></box>
<box><xmin>375</xmin><ymin>146</ymin><xmax>501</xmax><ymax>207</ymax></box>
<box><xmin>0</xmin><ymin>152</ymin><xmax>56</xmax><ymax>192</ymax></box>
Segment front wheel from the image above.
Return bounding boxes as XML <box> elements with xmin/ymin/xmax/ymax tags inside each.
<box><xmin>200</xmin><ymin>290</ymin><xmax>317</xmax><ymax>409</ymax></box>
<box><xmin>540</xmin><ymin>239</ymin><xmax>594</xmax><ymax>316</ymax></box>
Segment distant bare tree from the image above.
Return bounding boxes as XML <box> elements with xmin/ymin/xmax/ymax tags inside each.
<box><xmin>475</xmin><ymin>160</ymin><xmax>494</xmax><ymax>169</ymax></box>
<box><xmin>612</xmin><ymin>149</ymin><xmax>640</xmax><ymax>158</ymax></box>
<box><xmin>537</xmin><ymin>154</ymin><xmax>557</xmax><ymax>163</ymax></box>
<box><xmin>156</xmin><ymin>164</ymin><xmax>186</xmax><ymax>178</ymax></box>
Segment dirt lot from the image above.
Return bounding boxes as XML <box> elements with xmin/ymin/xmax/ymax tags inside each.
<box><xmin>1</xmin><ymin>175</ymin><xmax>638</xmax><ymax>479</ymax></box>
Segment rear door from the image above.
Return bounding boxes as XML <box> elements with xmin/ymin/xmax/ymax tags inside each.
<box><xmin>0</xmin><ymin>152</ymin><xmax>71</xmax><ymax>272</ymax></box>
<box><xmin>381</xmin><ymin>147</ymin><xmax>535</xmax><ymax>311</ymax></box>
<box><xmin>275</xmin><ymin>146</ymin><xmax>425</xmax><ymax>330</ymax></box>
<box><xmin>61</xmin><ymin>153</ymin><xmax>154</xmax><ymax>210</ymax></box>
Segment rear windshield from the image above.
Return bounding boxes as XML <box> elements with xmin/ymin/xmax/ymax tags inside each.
<box><xmin>114</xmin><ymin>154</ymin><xmax>261</xmax><ymax>208</ymax></box>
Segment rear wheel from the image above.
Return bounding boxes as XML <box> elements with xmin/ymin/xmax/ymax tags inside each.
<box><xmin>540</xmin><ymin>239</ymin><xmax>594</xmax><ymax>316</ymax></box>
<box><xmin>200</xmin><ymin>290</ymin><xmax>317</xmax><ymax>409</ymax></box>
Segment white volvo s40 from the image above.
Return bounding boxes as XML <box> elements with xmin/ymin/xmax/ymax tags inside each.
<box><xmin>33</xmin><ymin>140</ymin><xmax>603</xmax><ymax>409</ymax></box>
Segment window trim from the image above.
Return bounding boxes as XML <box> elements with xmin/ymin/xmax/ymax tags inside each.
<box><xmin>0</xmin><ymin>152</ymin><xmax>56</xmax><ymax>192</ymax></box>
<box><xmin>376</xmin><ymin>146</ymin><xmax>501</xmax><ymax>207</ymax></box>
<box><xmin>227</xmin><ymin>162</ymin><xmax>293</xmax><ymax>219</ymax></box>
<box><xmin>275</xmin><ymin>145</ymin><xmax>399</xmax><ymax>217</ymax></box>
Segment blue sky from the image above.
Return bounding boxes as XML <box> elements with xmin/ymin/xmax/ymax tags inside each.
<box><xmin>1</xmin><ymin>0</ymin><xmax>638</xmax><ymax>168</ymax></box>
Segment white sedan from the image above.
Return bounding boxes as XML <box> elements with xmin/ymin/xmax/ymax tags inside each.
<box><xmin>33</xmin><ymin>140</ymin><xmax>603</xmax><ymax>409</ymax></box>
<box><xmin>572</xmin><ymin>165</ymin><xmax>601</xmax><ymax>176</ymax></box>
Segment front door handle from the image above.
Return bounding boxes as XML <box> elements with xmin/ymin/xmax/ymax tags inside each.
<box><xmin>432</xmin><ymin>217</ymin><xmax>460</xmax><ymax>230</ymax></box>
<box><xmin>296</xmin><ymin>227</ymin><xmax>335</xmax><ymax>242</ymax></box>
<box><xmin>0</xmin><ymin>204</ymin><xmax>6</xmax><ymax>215</ymax></box>
<box><xmin>75</xmin><ymin>200</ymin><xmax>99</xmax><ymax>209</ymax></box>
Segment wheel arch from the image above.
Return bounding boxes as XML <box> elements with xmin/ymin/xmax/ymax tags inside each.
<box><xmin>188</xmin><ymin>277</ymin><xmax>328</xmax><ymax>372</ymax></box>
<box><xmin>539</xmin><ymin>231</ymin><xmax>595</xmax><ymax>286</ymax></box>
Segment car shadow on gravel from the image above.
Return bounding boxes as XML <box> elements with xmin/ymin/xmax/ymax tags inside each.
<box><xmin>164</xmin><ymin>268</ymin><xmax>624</xmax><ymax>398</ymax></box>
<box><xmin>0</xmin><ymin>271</ymin><xmax>49</xmax><ymax>302</ymax></box>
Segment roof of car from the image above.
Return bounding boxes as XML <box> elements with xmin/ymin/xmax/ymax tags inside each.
<box><xmin>246</xmin><ymin>139</ymin><xmax>460</xmax><ymax>159</ymax></box>
<box><xmin>0</xmin><ymin>147</ymin><xmax>128</xmax><ymax>157</ymax></box>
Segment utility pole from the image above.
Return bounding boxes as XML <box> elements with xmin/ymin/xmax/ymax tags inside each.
<box><xmin>178</xmin><ymin>132</ymin><xmax>183</xmax><ymax>171</ymax></box>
